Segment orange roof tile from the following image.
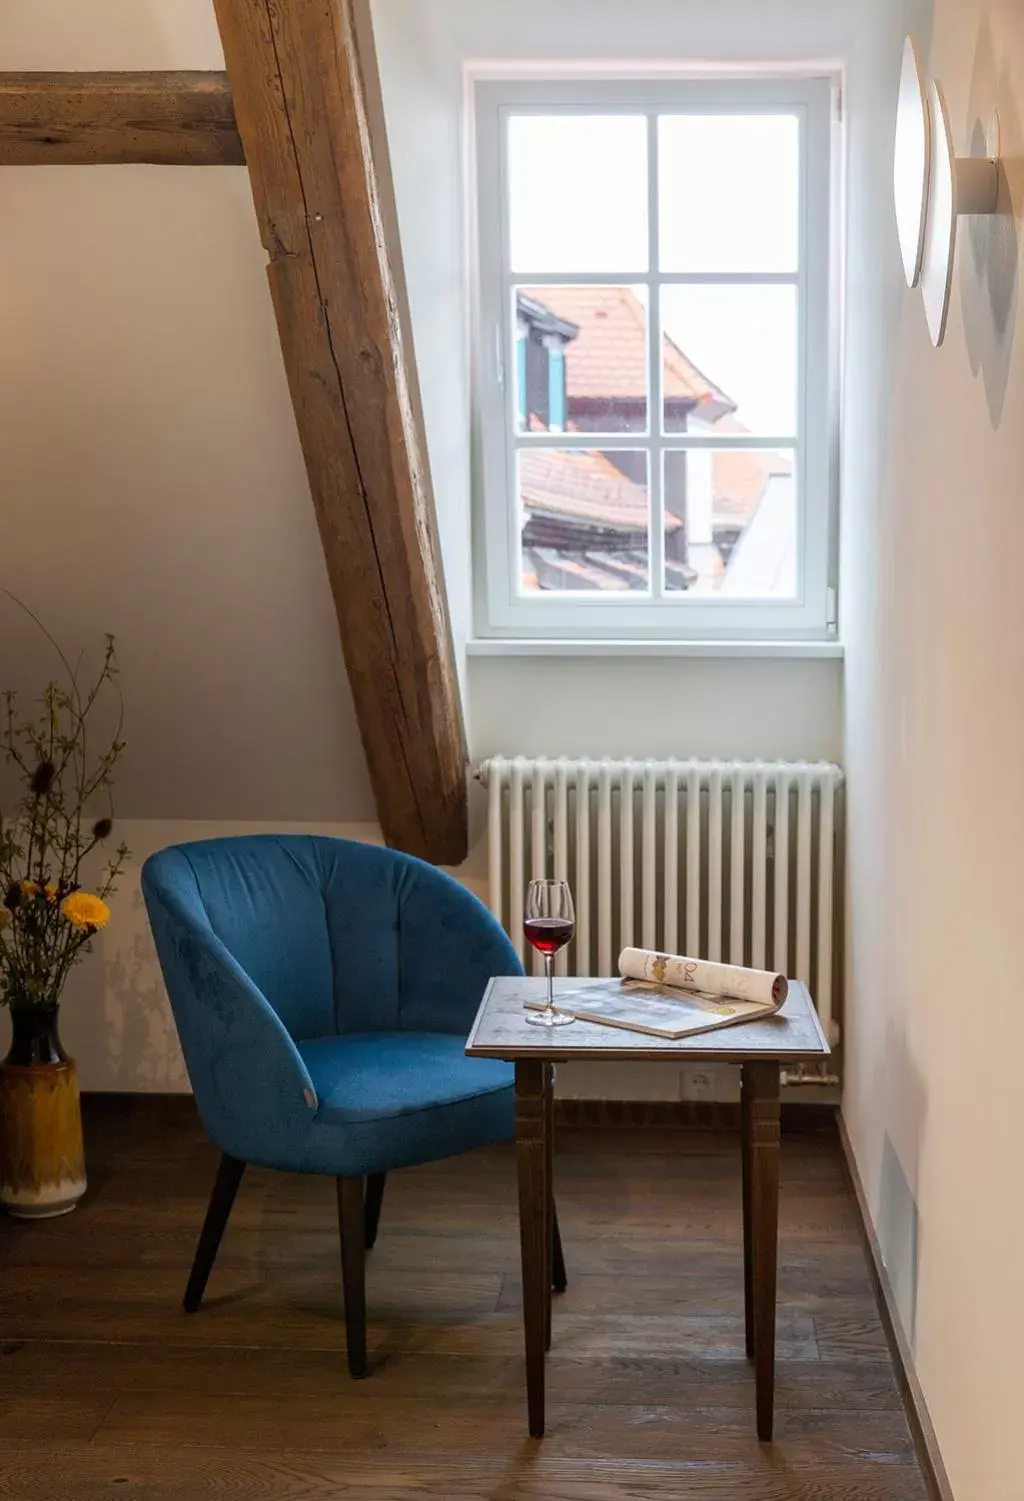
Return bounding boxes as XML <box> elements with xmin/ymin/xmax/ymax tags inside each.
<box><xmin>520</xmin><ymin>447</ymin><xmax>682</xmax><ymax>533</ymax></box>
<box><xmin>519</xmin><ymin>285</ymin><xmax>735</xmax><ymax>413</ymax></box>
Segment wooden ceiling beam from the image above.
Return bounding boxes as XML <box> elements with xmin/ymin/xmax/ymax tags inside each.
<box><xmin>213</xmin><ymin>0</ymin><xmax>468</xmax><ymax>864</ymax></box>
<box><xmin>0</xmin><ymin>72</ymin><xmax>244</xmax><ymax>166</ymax></box>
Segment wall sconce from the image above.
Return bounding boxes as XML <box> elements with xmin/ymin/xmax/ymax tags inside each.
<box><xmin>894</xmin><ymin>36</ymin><xmax>1001</xmax><ymax>347</ymax></box>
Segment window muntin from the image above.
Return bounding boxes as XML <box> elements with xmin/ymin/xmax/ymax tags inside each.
<box><xmin>474</xmin><ymin>77</ymin><xmax>837</xmax><ymax>640</ymax></box>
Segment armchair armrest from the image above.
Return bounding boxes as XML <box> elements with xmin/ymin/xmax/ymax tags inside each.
<box><xmin>143</xmin><ymin>852</ymin><xmax>318</xmax><ymax>1167</ymax></box>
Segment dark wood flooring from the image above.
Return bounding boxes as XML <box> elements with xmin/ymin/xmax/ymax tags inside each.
<box><xmin>0</xmin><ymin>1097</ymin><xmax>930</xmax><ymax>1500</ymax></box>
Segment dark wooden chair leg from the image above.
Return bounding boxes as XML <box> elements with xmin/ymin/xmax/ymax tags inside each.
<box><xmin>337</xmin><ymin>1175</ymin><xmax>368</xmax><ymax>1378</ymax></box>
<box><xmin>364</xmin><ymin>1172</ymin><xmax>386</xmax><ymax>1250</ymax></box>
<box><xmin>183</xmin><ymin>1153</ymin><xmax>246</xmax><ymax>1313</ymax></box>
<box><xmin>551</xmin><ymin>1202</ymin><xmax>567</xmax><ymax>1293</ymax></box>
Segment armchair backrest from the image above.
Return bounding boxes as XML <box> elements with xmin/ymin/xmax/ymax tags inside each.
<box><xmin>143</xmin><ymin>834</ymin><xmax>522</xmax><ymax>1044</ymax></box>
<box><xmin>146</xmin><ymin>837</ymin><xmax>336</xmax><ymax>1041</ymax></box>
<box><xmin>315</xmin><ymin>836</ymin><xmax>522</xmax><ymax>1034</ymax></box>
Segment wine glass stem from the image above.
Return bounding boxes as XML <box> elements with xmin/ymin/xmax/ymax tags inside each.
<box><xmin>545</xmin><ymin>953</ymin><xmax>554</xmax><ymax>1014</ymax></box>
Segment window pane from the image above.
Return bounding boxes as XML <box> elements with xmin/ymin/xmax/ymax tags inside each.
<box><xmin>515</xmin><ymin>285</ymin><xmax>648</xmax><ymax>434</ymax></box>
<box><xmin>508</xmin><ymin>115</ymin><xmax>648</xmax><ymax>273</ymax></box>
<box><xmin>659</xmin><ymin>114</ymin><xmax>800</xmax><ymax>273</ymax></box>
<box><xmin>662</xmin><ymin>284</ymin><xmax>797</xmax><ymax>437</ymax></box>
<box><xmin>519</xmin><ymin>449</ymin><xmax>649</xmax><ymax>592</ymax></box>
<box><xmin>664</xmin><ymin>448</ymin><xmax>796</xmax><ymax>597</ymax></box>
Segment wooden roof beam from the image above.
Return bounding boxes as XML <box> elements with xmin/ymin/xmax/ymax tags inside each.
<box><xmin>213</xmin><ymin>0</ymin><xmax>468</xmax><ymax>863</ymax></box>
<box><xmin>0</xmin><ymin>72</ymin><xmax>244</xmax><ymax>165</ymax></box>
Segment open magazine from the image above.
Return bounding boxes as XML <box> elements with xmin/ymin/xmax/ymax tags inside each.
<box><xmin>525</xmin><ymin>949</ymin><xmax>789</xmax><ymax>1040</ymax></box>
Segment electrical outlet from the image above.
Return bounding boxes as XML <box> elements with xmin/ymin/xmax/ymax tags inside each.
<box><xmin>683</xmin><ymin>1067</ymin><xmax>713</xmax><ymax>1099</ymax></box>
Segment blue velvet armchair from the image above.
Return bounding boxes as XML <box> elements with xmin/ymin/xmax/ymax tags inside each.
<box><xmin>141</xmin><ymin>834</ymin><xmax>565</xmax><ymax>1377</ymax></box>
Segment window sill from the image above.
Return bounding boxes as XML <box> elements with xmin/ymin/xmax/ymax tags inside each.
<box><xmin>465</xmin><ymin>638</ymin><xmax>844</xmax><ymax>660</ymax></box>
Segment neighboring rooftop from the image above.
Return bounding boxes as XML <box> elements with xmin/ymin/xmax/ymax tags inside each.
<box><xmin>519</xmin><ymin>446</ymin><xmax>677</xmax><ymax>534</ymax></box>
<box><xmin>519</xmin><ymin>284</ymin><xmax>736</xmax><ymax>421</ymax></box>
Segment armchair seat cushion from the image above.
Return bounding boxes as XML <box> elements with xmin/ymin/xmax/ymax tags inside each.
<box><xmin>294</xmin><ymin>1032</ymin><xmax>514</xmax><ymax>1178</ymax></box>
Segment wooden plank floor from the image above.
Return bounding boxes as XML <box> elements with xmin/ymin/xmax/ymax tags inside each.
<box><xmin>0</xmin><ymin>1097</ymin><xmax>930</xmax><ymax>1500</ymax></box>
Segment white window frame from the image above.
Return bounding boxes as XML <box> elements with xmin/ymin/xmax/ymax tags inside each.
<box><xmin>471</xmin><ymin>73</ymin><xmax>840</xmax><ymax>642</ymax></box>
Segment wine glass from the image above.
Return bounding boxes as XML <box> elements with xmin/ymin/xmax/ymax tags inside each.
<box><xmin>523</xmin><ymin>879</ymin><xmax>576</xmax><ymax>1028</ymax></box>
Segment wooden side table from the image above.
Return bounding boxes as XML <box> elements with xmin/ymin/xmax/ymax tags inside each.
<box><xmin>466</xmin><ymin>978</ymin><xmax>830</xmax><ymax>1441</ymax></box>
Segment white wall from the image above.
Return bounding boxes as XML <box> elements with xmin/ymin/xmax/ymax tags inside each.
<box><xmin>371</xmin><ymin>0</ymin><xmax>848</xmax><ymax>767</ymax></box>
<box><xmin>841</xmin><ymin>0</ymin><xmax>1024</xmax><ymax>1497</ymax></box>
<box><xmin>469</xmin><ymin>656</ymin><xmax>842</xmax><ymax>762</ymax></box>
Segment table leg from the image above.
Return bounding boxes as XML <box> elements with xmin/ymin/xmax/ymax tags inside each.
<box><xmin>740</xmin><ymin>1067</ymin><xmax>754</xmax><ymax>1358</ymax></box>
<box><xmin>515</xmin><ymin>1058</ymin><xmax>549</xmax><ymax>1438</ymax></box>
<box><xmin>741</xmin><ymin>1060</ymin><xmax>781</xmax><ymax>1442</ymax></box>
<box><xmin>544</xmin><ymin>1062</ymin><xmax>554</xmax><ymax>1352</ymax></box>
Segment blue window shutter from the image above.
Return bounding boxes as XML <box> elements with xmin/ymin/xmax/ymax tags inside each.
<box><xmin>548</xmin><ymin>348</ymin><xmax>566</xmax><ymax>431</ymax></box>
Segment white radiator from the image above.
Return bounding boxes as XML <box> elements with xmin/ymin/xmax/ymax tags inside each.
<box><xmin>477</xmin><ymin>756</ymin><xmax>844</xmax><ymax>1047</ymax></box>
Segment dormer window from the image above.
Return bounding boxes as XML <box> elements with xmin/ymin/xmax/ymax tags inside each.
<box><xmin>516</xmin><ymin>295</ymin><xmax>575</xmax><ymax>432</ymax></box>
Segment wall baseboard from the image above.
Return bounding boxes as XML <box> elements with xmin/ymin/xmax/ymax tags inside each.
<box><xmin>79</xmin><ymin>1091</ymin><xmax>835</xmax><ymax>1134</ymax></box>
<box><xmin>837</xmin><ymin>1115</ymin><xmax>955</xmax><ymax>1501</ymax></box>
<box><xmin>554</xmin><ymin>1098</ymin><xmax>836</xmax><ymax>1131</ymax></box>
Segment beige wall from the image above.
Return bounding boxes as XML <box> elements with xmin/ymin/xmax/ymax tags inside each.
<box><xmin>842</xmin><ymin>2</ymin><xmax>1024</xmax><ymax>1497</ymax></box>
<box><xmin>0</xmin><ymin>2</ymin><xmax>375</xmax><ymax>825</ymax></box>
<box><xmin>0</xmin><ymin>2</ymin><xmax>376</xmax><ymax>1077</ymax></box>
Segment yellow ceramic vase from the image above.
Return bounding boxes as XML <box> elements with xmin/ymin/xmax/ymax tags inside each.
<box><xmin>0</xmin><ymin>1005</ymin><xmax>86</xmax><ymax>1218</ymax></box>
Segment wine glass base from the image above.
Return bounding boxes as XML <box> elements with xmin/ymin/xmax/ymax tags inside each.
<box><xmin>525</xmin><ymin>1009</ymin><xmax>576</xmax><ymax>1028</ymax></box>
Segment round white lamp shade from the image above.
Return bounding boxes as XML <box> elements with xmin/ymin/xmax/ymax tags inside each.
<box><xmin>920</xmin><ymin>81</ymin><xmax>1000</xmax><ymax>347</ymax></box>
<box><xmin>894</xmin><ymin>37</ymin><xmax>930</xmax><ymax>287</ymax></box>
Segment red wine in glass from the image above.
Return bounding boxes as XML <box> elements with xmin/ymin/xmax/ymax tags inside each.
<box><xmin>523</xmin><ymin>917</ymin><xmax>574</xmax><ymax>956</ymax></box>
<box><xmin>523</xmin><ymin>879</ymin><xmax>576</xmax><ymax>1028</ymax></box>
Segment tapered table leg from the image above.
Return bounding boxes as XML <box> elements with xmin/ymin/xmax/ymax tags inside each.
<box><xmin>544</xmin><ymin>1062</ymin><xmax>555</xmax><ymax>1352</ymax></box>
<box><xmin>515</xmin><ymin>1058</ymin><xmax>549</xmax><ymax>1438</ymax></box>
<box><xmin>740</xmin><ymin>1067</ymin><xmax>754</xmax><ymax>1358</ymax></box>
<box><xmin>741</xmin><ymin>1060</ymin><xmax>781</xmax><ymax>1441</ymax></box>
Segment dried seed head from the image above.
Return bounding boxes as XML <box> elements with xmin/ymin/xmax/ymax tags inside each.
<box><xmin>30</xmin><ymin>761</ymin><xmax>56</xmax><ymax>796</ymax></box>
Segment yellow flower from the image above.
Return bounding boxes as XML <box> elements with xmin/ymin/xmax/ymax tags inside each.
<box><xmin>43</xmin><ymin>884</ymin><xmax>58</xmax><ymax>903</ymax></box>
<box><xmin>21</xmin><ymin>880</ymin><xmax>40</xmax><ymax>898</ymax></box>
<box><xmin>60</xmin><ymin>892</ymin><xmax>111</xmax><ymax>932</ymax></box>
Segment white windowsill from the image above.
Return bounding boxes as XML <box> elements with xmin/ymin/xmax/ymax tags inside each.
<box><xmin>465</xmin><ymin>638</ymin><xmax>844</xmax><ymax>660</ymax></box>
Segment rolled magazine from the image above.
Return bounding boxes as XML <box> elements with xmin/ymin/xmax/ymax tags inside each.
<box><xmin>525</xmin><ymin>948</ymin><xmax>788</xmax><ymax>1040</ymax></box>
<box><xmin>618</xmin><ymin>949</ymin><xmax>787</xmax><ymax>1008</ymax></box>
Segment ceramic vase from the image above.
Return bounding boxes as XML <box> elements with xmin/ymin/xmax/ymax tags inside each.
<box><xmin>0</xmin><ymin>1004</ymin><xmax>86</xmax><ymax>1218</ymax></box>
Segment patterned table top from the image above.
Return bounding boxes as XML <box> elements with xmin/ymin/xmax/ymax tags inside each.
<box><xmin>466</xmin><ymin>977</ymin><xmax>831</xmax><ymax>1063</ymax></box>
